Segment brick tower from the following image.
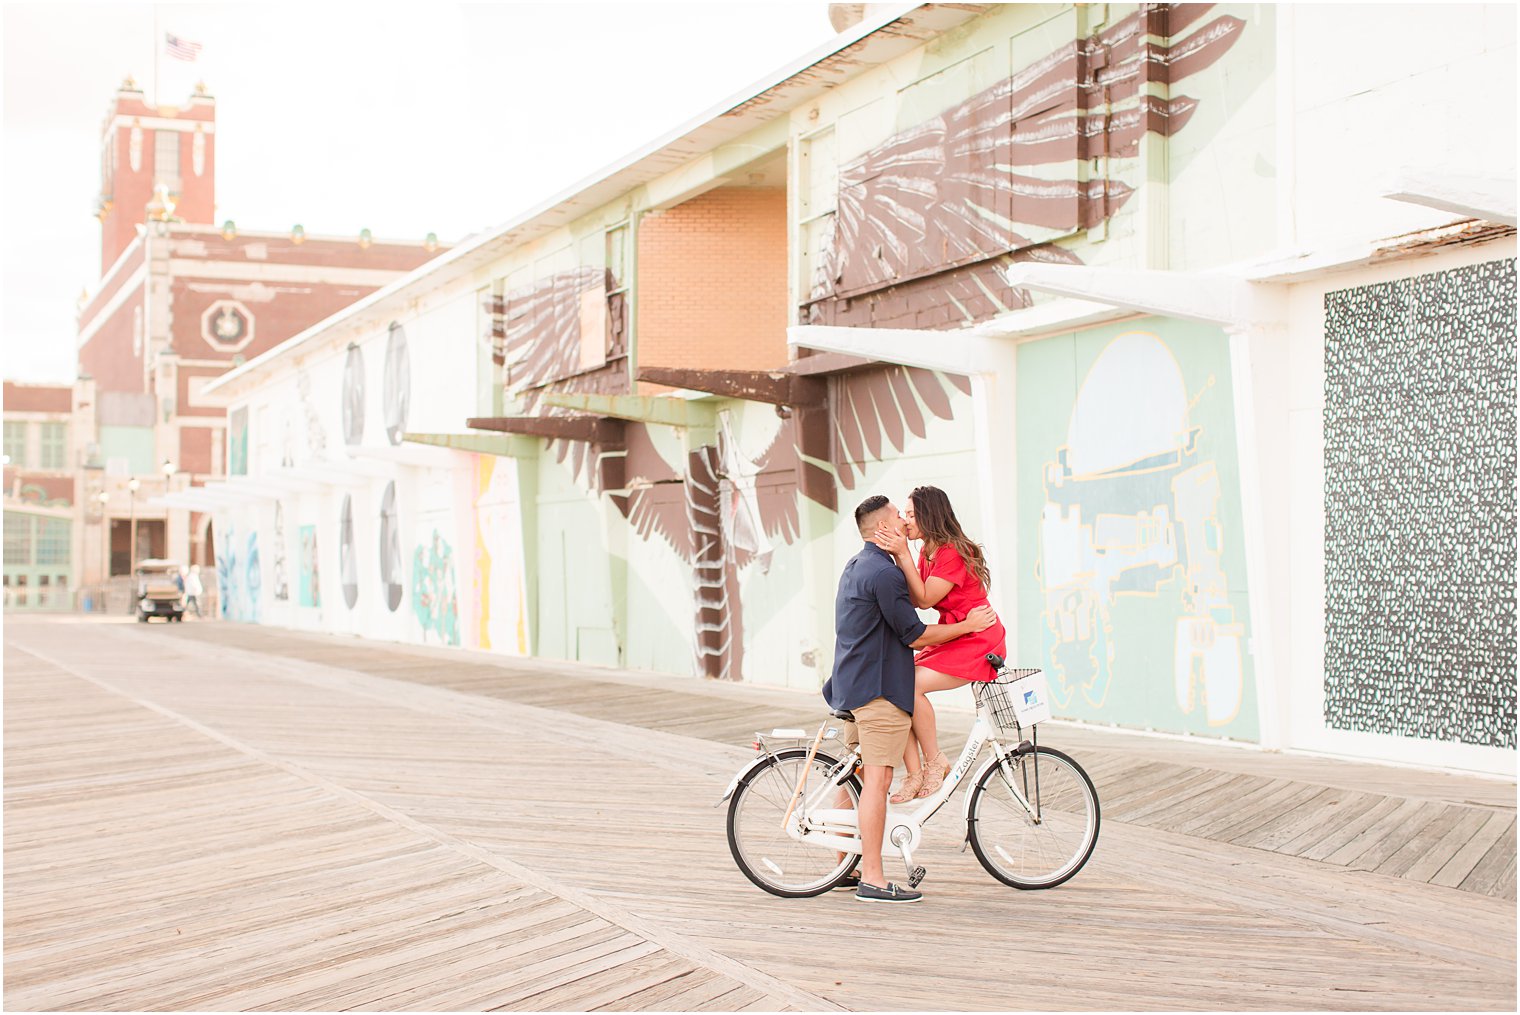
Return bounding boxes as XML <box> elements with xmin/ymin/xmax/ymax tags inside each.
<box><xmin>96</xmin><ymin>78</ymin><xmax>216</xmax><ymax>274</ymax></box>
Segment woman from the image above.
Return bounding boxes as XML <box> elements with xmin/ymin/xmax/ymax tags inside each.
<box><xmin>872</xmin><ymin>486</ymin><xmax>1006</xmax><ymax>802</ymax></box>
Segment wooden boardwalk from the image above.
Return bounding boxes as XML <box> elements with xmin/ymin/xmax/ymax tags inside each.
<box><xmin>4</xmin><ymin>615</ymin><xmax>1515</xmax><ymax>1011</ymax></box>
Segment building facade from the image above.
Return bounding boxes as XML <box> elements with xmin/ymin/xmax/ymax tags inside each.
<box><xmin>3</xmin><ymin>383</ymin><xmax>80</xmax><ymax>609</ymax></box>
<box><xmin>201</xmin><ymin>3</ymin><xmax>1516</xmax><ymax>776</ymax></box>
<box><xmin>72</xmin><ymin>80</ymin><xmax>444</xmax><ymax>589</ymax></box>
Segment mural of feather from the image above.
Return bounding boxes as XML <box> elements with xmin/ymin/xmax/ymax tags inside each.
<box><xmin>806</xmin><ymin>4</ymin><xmax>1246</xmax><ymax>331</ymax></box>
<box><xmin>494</xmin><ymin>267</ymin><xmax>631</xmax><ymax>491</ymax></box>
<box><xmin>829</xmin><ymin>366</ymin><xmax>973</xmax><ymax>492</ymax></box>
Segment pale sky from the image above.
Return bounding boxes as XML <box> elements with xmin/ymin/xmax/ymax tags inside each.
<box><xmin>1</xmin><ymin>1</ymin><xmax>836</xmax><ymax>384</ymax></box>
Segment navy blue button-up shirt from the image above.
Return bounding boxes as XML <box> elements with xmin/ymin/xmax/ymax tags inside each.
<box><xmin>822</xmin><ymin>543</ymin><xmax>927</xmax><ymax>716</ymax></box>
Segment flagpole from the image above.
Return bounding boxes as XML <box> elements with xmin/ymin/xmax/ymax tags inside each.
<box><xmin>152</xmin><ymin>5</ymin><xmax>159</xmax><ymax>105</ymax></box>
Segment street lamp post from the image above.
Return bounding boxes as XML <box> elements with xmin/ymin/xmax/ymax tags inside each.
<box><xmin>127</xmin><ymin>478</ymin><xmax>140</xmax><ymax>603</ymax></box>
<box><xmin>97</xmin><ymin>489</ymin><xmax>111</xmax><ymax>609</ymax></box>
<box><xmin>161</xmin><ymin>459</ymin><xmax>176</xmax><ymax>562</ymax></box>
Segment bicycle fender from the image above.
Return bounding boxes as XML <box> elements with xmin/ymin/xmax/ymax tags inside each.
<box><xmin>716</xmin><ymin>753</ymin><xmax>775</xmax><ymax>807</ymax></box>
<box><xmin>961</xmin><ymin>744</ymin><xmax>1035</xmax><ymax>820</ymax></box>
<box><xmin>717</xmin><ymin>746</ymin><xmax>850</xmax><ymax>807</ymax></box>
<box><xmin>962</xmin><ymin>756</ymin><xmax>1002</xmax><ymax>820</ymax></box>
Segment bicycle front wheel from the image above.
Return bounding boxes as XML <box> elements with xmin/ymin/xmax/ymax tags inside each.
<box><xmin>967</xmin><ymin>746</ymin><xmax>1099</xmax><ymax>889</ymax></box>
<box><xmin>726</xmin><ymin>749</ymin><xmax>860</xmax><ymax>898</ymax></box>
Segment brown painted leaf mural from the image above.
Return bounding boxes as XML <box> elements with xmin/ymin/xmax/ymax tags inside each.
<box><xmin>485</xmin><ymin>267</ymin><xmax>631</xmax><ymax>491</ymax></box>
<box><xmin>830</xmin><ymin>366</ymin><xmax>973</xmax><ymax>493</ymax></box>
<box><xmin>807</xmin><ymin>4</ymin><xmax>1247</xmax><ymax>330</ymax></box>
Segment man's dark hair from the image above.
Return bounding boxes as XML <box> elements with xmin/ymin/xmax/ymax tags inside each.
<box><xmin>854</xmin><ymin>494</ymin><xmax>890</xmax><ymax>535</ymax></box>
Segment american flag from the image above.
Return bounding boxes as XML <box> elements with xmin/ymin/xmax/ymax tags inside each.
<box><xmin>165</xmin><ymin>33</ymin><xmax>202</xmax><ymax>62</ymax></box>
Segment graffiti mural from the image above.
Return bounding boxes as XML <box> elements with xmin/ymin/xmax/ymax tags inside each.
<box><xmin>490</xmin><ymin>266</ymin><xmax>631</xmax><ymax>491</ymax></box>
<box><xmin>831</xmin><ymin>366</ymin><xmax>973</xmax><ymax>492</ymax></box>
<box><xmin>298</xmin><ymin>524</ymin><xmax>320</xmax><ymax>608</ymax></box>
<box><xmin>1017</xmin><ymin>320</ymin><xmax>1257</xmax><ymax>739</ymax></box>
<box><xmin>383</xmin><ymin>321</ymin><xmax>410</xmax><ymax>446</ymax></box>
<box><xmin>271</xmin><ymin>502</ymin><xmax>290</xmax><ymax>601</ymax></box>
<box><xmin>342</xmin><ymin>344</ymin><xmax>365</xmax><ymax>446</ymax></box>
<box><xmin>215</xmin><ymin>524</ymin><xmax>262</xmax><ymax>623</ymax></box>
<box><xmin>1323</xmin><ymin>260</ymin><xmax>1517</xmax><ymax>748</ymax></box>
<box><xmin>228</xmin><ymin>407</ymin><xmax>248</xmax><ymax>476</ymax></box>
<box><xmin>339</xmin><ymin>493</ymin><xmax>358</xmax><ymax>609</ymax></box>
<box><xmin>613</xmin><ymin>413</ymin><xmax>804</xmax><ymax>680</ymax></box>
<box><xmin>379</xmin><ymin>480</ymin><xmax>403</xmax><ymax>612</ymax></box>
<box><xmin>473</xmin><ymin>455</ymin><xmax>528</xmax><ymax>653</ymax></box>
<box><xmin>804</xmin><ymin>5</ymin><xmax>1248</xmax><ymax>330</ymax></box>
<box><xmin>411</xmin><ymin>528</ymin><xmax>461</xmax><ymax>646</ymax></box>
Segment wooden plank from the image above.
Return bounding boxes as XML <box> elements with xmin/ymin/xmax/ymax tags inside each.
<box><xmin>1403</xmin><ymin>808</ymin><xmax>1501</xmax><ymax>882</ymax></box>
<box><xmin>5</xmin><ymin>618</ymin><xmax>1517</xmax><ymax>1014</ymax></box>
<box><xmin>1346</xmin><ymin>800</ymin><xmax>1452</xmax><ymax>872</ymax></box>
<box><xmin>1431</xmin><ymin>812</ymin><xmax>1516</xmax><ymax>888</ymax></box>
<box><xmin>1274</xmin><ymin>790</ymin><xmax>1386</xmax><ymax>856</ymax></box>
<box><xmin>1296</xmin><ymin>795</ymin><xmax>1407</xmax><ymax>862</ymax></box>
<box><xmin>1374</xmin><ymin>804</ymin><xmax>1472</xmax><ymax>879</ymax></box>
<box><xmin>1461</xmin><ymin>821</ymin><xmax>1519</xmax><ymax>897</ymax></box>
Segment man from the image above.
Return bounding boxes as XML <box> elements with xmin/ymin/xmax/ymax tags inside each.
<box><xmin>824</xmin><ymin>494</ymin><xmax>996</xmax><ymax>903</ymax></box>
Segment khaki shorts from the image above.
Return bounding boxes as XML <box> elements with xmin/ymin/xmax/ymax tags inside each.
<box><xmin>841</xmin><ymin>697</ymin><xmax>912</xmax><ymax>768</ymax></box>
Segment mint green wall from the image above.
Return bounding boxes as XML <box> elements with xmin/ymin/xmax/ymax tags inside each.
<box><xmin>1016</xmin><ymin>317</ymin><xmax>1258</xmax><ymax>740</ymax></box>
<box><xmin>98</xmin><ymin>425</ymin><xmax>156</xmax><ymax>475</ymax></box>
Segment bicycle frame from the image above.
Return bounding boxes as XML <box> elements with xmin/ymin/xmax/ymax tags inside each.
<box><xmin>784</xmin><ymin>693</ymin><xmax>1043</xmax><ymax>870</ymax></box>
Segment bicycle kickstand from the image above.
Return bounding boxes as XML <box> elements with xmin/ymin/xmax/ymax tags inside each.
<box><xmin>889</xmin><ymin>828</ymin><xmax>927</xmax><ymax>889</ymax></box>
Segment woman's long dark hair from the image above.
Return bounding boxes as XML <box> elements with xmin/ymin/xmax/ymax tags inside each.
<box><xmin>909</xmin><ymin>486</ymin><xmax>992</xmax><ymax>593</ymax></box>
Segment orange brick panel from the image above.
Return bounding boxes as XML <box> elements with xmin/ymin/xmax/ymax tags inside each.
<box><xmin>637</xmin><ymin>187</ymin><xmax>788</xmax><ymax>372</ymax></box>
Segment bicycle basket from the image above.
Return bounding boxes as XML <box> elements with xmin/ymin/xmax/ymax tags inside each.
<box><xmin>978</xmin><ymin>668</ymin><xmax>1052</xmax><ymax>733</ymax></box>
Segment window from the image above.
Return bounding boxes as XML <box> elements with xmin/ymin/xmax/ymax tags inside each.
<box><xmin>797</xmin><ymin>128</ymin><xmax>838</xmax><ymax>302</ymax></box>
<box><xmin>38</xmin><ymin>422</ymin><xmax>67</xmax><ymax>469</ymax></box>
<box><xmin>4</xmin><ymin>513</ymin><xmax>31</xmax><ymax>566</ymax></box>
<box><xmin>154</xmin><ymin>130</ymin><xmax>181</xmax><ymax>192</ymax></box>
<box><xmin>3</xmin><ymin>421</ymin><xmax>27</xmax><ymax>467</ymax></box>
<box><xmin>605</xmin><ymin>225</ymin><xmax>629</xmax><ymax>292</ymax></box>
<box><xmin>36</xmin><ymin>518</ymin><xmax>71</xmax><ymax>567</ymax></box>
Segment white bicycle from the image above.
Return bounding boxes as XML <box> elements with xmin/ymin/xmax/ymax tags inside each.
<box><xmin>721</xmin><ymin>654</ymin><xmax>1100</xmax><ymax>897</ymax></box>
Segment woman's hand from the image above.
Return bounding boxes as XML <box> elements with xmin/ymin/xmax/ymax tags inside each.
<box><xmin>964</xmin><ymin>604</ymin><xmax>997</xmax><ymax>633</ymax></box>
<box><xmin>871</xmin><ymin>523</ymin><xmax>909</xmax><ymax>558</ymax></box>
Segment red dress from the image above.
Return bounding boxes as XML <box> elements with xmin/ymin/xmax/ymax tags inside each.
<box><xmin>912</xmin><ymin>545</ymin><xmax>1006</xmax><ymax>682</ymax></box>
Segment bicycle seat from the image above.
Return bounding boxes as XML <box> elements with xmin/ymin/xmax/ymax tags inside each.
<box><xmin>829</xmin><ymin>709</ymin><xmax>856</xmax><ymax>722</ymax></box>
<box><xmin>985</xmin><ymin>652</ymin><xmax>1005</xmax><ymax>670</ymax></box>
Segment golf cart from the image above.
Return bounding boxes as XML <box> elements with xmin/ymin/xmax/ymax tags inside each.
<box><xmin>135</xmin><ymin>559</ymin><xmax>185</xmax><ymax>622</ymax></box>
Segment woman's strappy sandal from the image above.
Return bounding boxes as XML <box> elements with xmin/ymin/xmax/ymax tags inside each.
<box><xmin>890</xmin><ymin>767</ymin><xmax>927</xmax><ymax>804</ymax></box>
<box><xmin>917</xmin><ymin>752</ymin><xmax>952</xmax><ymax>797</ymax></box>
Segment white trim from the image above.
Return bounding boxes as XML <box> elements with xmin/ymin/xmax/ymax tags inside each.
<box><xmin>345</xmin><ymin>443</ymin><xmax>464</xmax><ymax>469</ymax></box>
<box><xmin>787</xmin><ymin>323</ymin><xmax>1009</xmax><ymax>376</ymax></box>
<box><xmin>1226</xmin><ymin>325</ymin><xmax>1285</xmax><ymax>750</ymax></box>
<box><xmin>168</xmin><ymin>260</ymin><xmax>408</xmax><ymax>287</ymax></box>
<box><xmin>81</xmin><ymin>231</ymin><xmax>146</xmax><ymax>311</ymax></box>
<box><xmin>1001</xmin><ymin>264</ymin><xmax>1288</xmax><ymax>330</ymax></box>
<box><xmin>76</xmin><ymin>265</ymin><xmax>148</xmax><ymax>349</ymax></box>
<box><xmin>170</xmin><ymin>222</ymin><xmax>439</xmax><ymax>247</ymax></box>
<box><xmin>110</xmin><ymin>114</ymin><xmax>214</xmax><ymax>134</ymax></box>
<box><xmin>199</xmin><ymin>300</ymin><xmax>256</xmax><ymax>353</ymax></box>
<box><xmin>1383</xmin><ymin>170</ymin><xmax>1517</xmax><ymax>227</ymax></box>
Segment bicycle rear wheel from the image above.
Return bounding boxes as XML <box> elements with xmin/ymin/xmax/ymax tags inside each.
<box><xmin>726</xmin><ymin>749</ymin><xmax>860</xmax><ymax>898</ymax></box>
<box><xmin>967</xmin><ymin>746</ymin><xmax>1099</xmax><ymax>889</ymax></box>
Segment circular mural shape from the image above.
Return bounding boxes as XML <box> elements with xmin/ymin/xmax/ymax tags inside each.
<box><xmin>340</xmin><ymin>493</ymin><xmax>358</xmax><ymax>609</ymax></box>
<box><xmin>379</xmin><ymin>480</ymin><xmax>402</xmax><ymax>612</ymax></box>
<box><xmin>382</xmin><ymin>322</ymin><xmax>411</xmax><ymax>446</ymax></box>
<box><xmin>342</xmin><ymin>344</ymin><xmax>365</xmax><ymax>446</ymax></box>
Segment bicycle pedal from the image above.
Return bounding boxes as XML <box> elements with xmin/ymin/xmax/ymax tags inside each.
<box><xmin>907</xmin><ymin>866</ymin><xmax>926</xmax><ymax>888</ymax></box>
